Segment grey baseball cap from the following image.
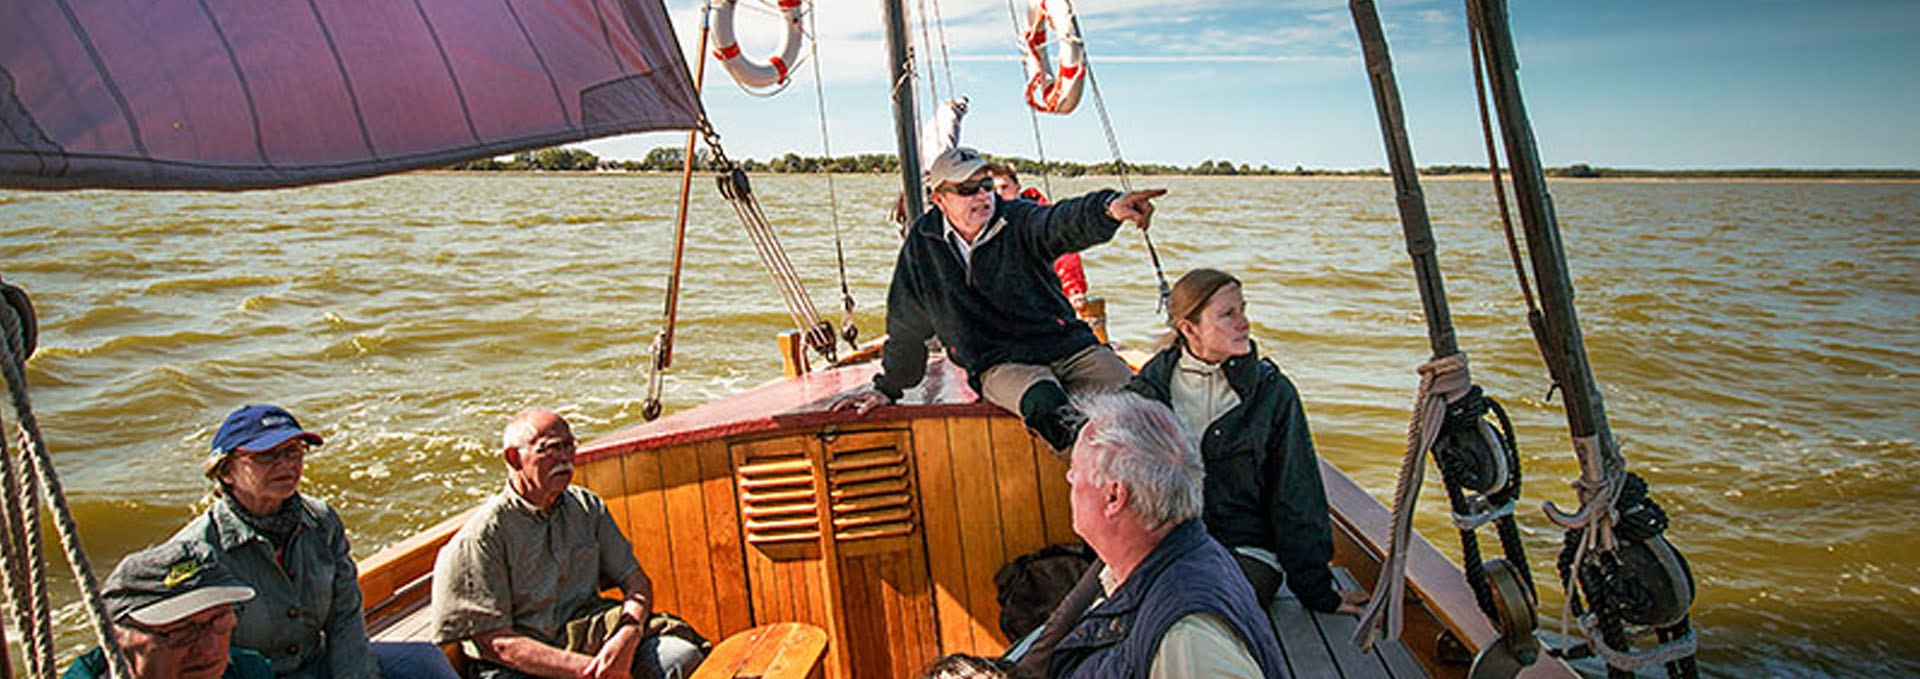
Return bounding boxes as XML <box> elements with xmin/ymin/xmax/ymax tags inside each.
<box><xmin>927</xmin><ymin>146</ymin><xmax>990</xmax><ymax>189</ymax></box>
<box><xmin>101</xmin><ymin>541</ymin><xmax>255</xmax><ymax>627</ymax></box>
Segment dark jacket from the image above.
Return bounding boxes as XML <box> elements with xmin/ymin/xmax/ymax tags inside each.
<box><xmin>873</xmin><ymin>190</ymin><xmax>1122</xmax><ymax>399</ymax></box>
<box><xmin>1047</xmin><ymin>520</ymin><xmax>1289</xmax><ymax>679</ymax></box>
<box><xmin>1127</xmin><ymin>342</ymin><xmax>1342</xmax><ymax>612</ymax></box>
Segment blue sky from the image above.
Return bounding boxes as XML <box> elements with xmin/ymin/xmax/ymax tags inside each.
<box><xmin>581</xmin><ymin>0</ymin><xmax>1920</xmax><ymax>169</ymax></box>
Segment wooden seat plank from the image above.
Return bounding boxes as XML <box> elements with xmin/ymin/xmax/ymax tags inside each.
<box><xmin>691</xmin><ymin>622</ymin><xmax>829</xmax><ymax>679</ymax></box>
<box><xmin>1271</xmin><ymin>585</ymin><xmax>1344</xmax><ymax>679</ymax></box>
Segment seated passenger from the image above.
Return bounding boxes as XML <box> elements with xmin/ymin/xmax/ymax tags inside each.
<box><xmin>431</xmin><ymin>408</ymin><xmax>706</xmax><ymax>679</ymax></box>
<box><xmin>174</xmin><ymin>405</ymin><xmax>459</xmax><ymax>678</ymax></box>
<box><xmin>64</xmin><ymin>540</ymin><xmax>271</xmax><ymax>679</ymax></box>
<box><xmin>835</xmin><ymin>146</ymin><xmax>1165</xmax><ymax>455</ymax></box>
<box><xmin>1127</xmin><ymin>269</ymin><xmax>1369</xmax><ymax>614</ymax></box>
<box><xmin>1048</xmin><ymin>393</ymin><xmax>1287</xmax><ymax>678</ymax></box>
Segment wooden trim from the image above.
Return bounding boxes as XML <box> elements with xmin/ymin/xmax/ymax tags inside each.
<box><xmin>359</xmin><ymin>508</ymin><xmax>474</xmax><ymax>626</ymax></box>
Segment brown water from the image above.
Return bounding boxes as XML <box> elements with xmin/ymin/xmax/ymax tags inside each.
<box><xmin>2</xmin><ymin>174</ymin><xmax>1915</xmax><ymax>677</ymax></box>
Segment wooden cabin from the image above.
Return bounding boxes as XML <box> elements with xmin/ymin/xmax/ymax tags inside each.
<box><xmin>359</xmin><ymin>355</ymin><xmax>1575</xmax><ymax>679</ymax></box>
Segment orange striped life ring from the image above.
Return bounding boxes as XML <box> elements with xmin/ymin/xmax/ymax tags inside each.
<box><xmin>711</xmin><ymin>0</ymin><xmax>807</xmax><ymax>90</ymax></box>
<box><xmin>1020</xmin><ymin>0</ymin><xmax>1085</xmax><ymax>114</ymax></box>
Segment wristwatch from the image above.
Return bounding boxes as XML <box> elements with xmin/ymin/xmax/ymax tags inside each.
<box><xmin>617</xmin><ymin>610</ymin><xmax>643</xmax><ymax>629</ymax></box>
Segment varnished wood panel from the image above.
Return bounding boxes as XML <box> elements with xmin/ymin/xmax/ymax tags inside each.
<box><xmin>1034</xmin><ymin>450</ymin><xmax>1078</xmax><ymax>547</ymax></box>
<box><xmin>988</xmin><ymin>417</ymin><xmax>1048</xmax><ymax>565</ymax></box>
<box><xmin>620</xmin><ymin>447</ymin><xmax>678</xmax><ymax>612</ymax></box>
<box><xmin>697</xmin><ymin>438</ymin><xmax>754</xmax><ymax>638</ymax></box>
<box><xmin>836</xmin><ymin>544</ymin><xmax>938</xmax><ymax>678</ymax></box>
<box><xmin>911</xmin><ymin>417</ymin><xmax>976</xmax><ymax>654</ymax></box>
<box><xmin>663</xmin><ymin>442</ymin><xmax>721</xmax><ymax>637</ymax></box>
<box><xmin>944</xmin><ymin>416</ymin><xmax>1009</xmax><ymax>651</ymax></box>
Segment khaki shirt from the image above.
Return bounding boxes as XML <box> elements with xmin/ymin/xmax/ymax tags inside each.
<box><xmin>431</xmin><ymin>485</ymin><xmax>641</xmax><ymax>645</ymax></box>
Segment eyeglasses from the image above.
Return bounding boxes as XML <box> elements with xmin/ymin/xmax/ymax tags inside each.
<box><xmin>940</xmin><ymin>177</ymin><xmax>995</xmax><ymax>197</ymax></box>
<box><xmin>236</xmin><ymin>440</ymin><xmax>307</xmax><ymax>466</ymax></box>
<box><xmin>127</xmin><ymin>605</ymin><xmax>238</xmax><ymax>649</ymax></box>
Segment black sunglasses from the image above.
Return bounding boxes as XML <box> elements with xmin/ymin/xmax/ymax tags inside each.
<box><xmin>941</xmin><ymin>177</ymin><xmax>996</xmax><ymax>197</ymax></box>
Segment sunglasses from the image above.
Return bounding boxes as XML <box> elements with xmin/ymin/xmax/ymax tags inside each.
<box><xmin>940</xmin><ymin>177</ymin><xmax>996</xmax><ymax>197</ymax></box>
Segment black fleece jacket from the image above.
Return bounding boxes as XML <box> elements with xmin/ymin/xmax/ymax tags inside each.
<box><xmin>873</xmin><ymin>190</ymin><xmax>1123</xmax><ymax>399</ymax></box>
<box><xmin>1126</xmin><ymin>342</ymin><xmax>1343</xmax><ymax>612</ymax></box>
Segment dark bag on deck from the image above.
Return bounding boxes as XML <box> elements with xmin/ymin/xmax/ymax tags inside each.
<box><xmin>994</xmin><ymin>543</ymin><xmax>1096</xmax><ymax>640</ymax></box>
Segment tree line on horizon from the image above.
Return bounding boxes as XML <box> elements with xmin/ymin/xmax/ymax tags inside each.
<box><xmin>449</xmin><ymin>146</ymin><xmax>1920</xmax><ymax>180</ymax></box>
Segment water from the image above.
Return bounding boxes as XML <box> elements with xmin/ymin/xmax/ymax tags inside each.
<box><xmin>2</xmin><ymin>174</ymin><xmax>1916</xmax><ymax>677</ymax></box>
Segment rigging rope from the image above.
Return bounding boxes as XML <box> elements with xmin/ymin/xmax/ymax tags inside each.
<box><xmin>1</xmin><ymin>279</ymin><xmax>131</xmax><ymax>679</ymax></box>
<box><xmin>913</xmin><ymin>0</ymin><xmax>941</xmax><ymax>113</ymax></box>
<box><xmin>1057</xmin><ymin>0</ymin><xmax>1171</xmax><ymax>311</ymax></box>
<box><xmin>699</xmin><ymin>124</ymin><xmax>839</xmax><ymax>363</ymax></box>
<box><xmin>1352</xmin><ymin>353</ymin><xmax>1473</xmax><ymax>650</ymax></box>
<box><xmin>804</xmin><ymin>0</ymin><xmax>859</xmax><ymax>348</ymax></box>
<box><xmin>1465</xmin><ymin>6</ymin><xmax>1567</xmax><ymax>404</ymax></box>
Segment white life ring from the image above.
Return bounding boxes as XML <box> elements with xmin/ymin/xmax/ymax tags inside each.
<box><xmin>710</xmin><ymin>0</ymin><xmax>807</xmax><ymax>90</ymax></box>
<box><xmin>1020</xmin><ymin>0</ymin><xmax>1086</xmax><ymax>114</ymax></box>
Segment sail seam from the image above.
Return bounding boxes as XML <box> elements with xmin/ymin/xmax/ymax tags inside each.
<box><xmin>193</xmin><ymin>0</ymin><xmax>274</xmax><ymax>170</ymax></box>
<box><xmin>409</xmin><ymin>0</ymin><xmax>484</xmax><ymax>144</ymax></box>
<box><xmin>51</xmin><ymin>0</ymin><xmax>149</xmax><ymax>160</ymax></box>
<box><xmin>500</xmin><ymin>0</ymin><xmax>576</xmax><ymax>129</ymax></box>
<box><xmin>302</xmin><ymin>0</ymin><xmax>380</xmax><ymax>160</ymax></box>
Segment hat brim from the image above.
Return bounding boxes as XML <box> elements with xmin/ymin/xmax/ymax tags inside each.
<box><xmin>929</xmin><ymin>158</ymin><xmax>989</xmax><ymax>189</ymax></box>
<box><xmin>126</xmin><ymin>586</ymin><xmax>255</xmax><ymax>627</ymax></box>
<box><xmin>232</xmin><ymin>430</ymin><xmax>323</xmax><ymax>455</ymax></box>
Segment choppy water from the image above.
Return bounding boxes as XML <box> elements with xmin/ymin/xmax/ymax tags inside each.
<box><xmin>1</xmin><ymin>174</ymin><xmax>1915</xmax><ymax>677</ymax></box>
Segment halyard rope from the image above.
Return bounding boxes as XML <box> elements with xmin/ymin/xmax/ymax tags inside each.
<box><xmin>1353</xmin><ymin>353</ymin><xmax>1474</xmax><ymax>650</ymax></box>
<box><xmin>2</xmin><ymin>280</ymin><xmax>131</xmax><ymax>678</ymax></box>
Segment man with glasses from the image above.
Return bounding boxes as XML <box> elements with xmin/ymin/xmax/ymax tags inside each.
<box><xmin>63</xmin><ymin>540</ymin><xmax>274</xmax><ymax>679</ymax></box>
<box><xmin>431</xmin><ymin>408</ymin><xmax>706</xmax><ymax>679</ymax></box>
<box><xmin>836</xmin><ymin>146</ymin><xmax>1165</xmax><ymax>455</ymax></box>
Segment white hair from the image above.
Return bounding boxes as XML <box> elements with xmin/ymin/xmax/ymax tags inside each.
<box><xmin>1073</xmin><ymin>392</ymin><xmax>1204</xmax><ymax>529</ymax></box>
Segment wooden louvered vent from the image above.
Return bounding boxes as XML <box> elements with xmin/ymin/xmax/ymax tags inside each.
<box><xmin>738</xmin><ymin>445</ymin><xmax>820</xmax><ymax>544</ymax></box>
<box><xmin>826</xmin><ymin>440</ymin><xmax>914</xmax><ymax>542</ymax></box>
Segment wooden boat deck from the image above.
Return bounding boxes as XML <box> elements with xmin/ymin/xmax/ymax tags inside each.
<box><xmin>359</xmin><ymin>356</ymin><xmax>1576</xmax><ymax>679</ymax></box>
<box><xmin>372</xmin><ymin>566</ymin><xmax>1431</xmax><ymax>678</ymax></box>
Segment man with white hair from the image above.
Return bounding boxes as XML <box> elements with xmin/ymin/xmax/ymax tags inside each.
<box><xmin>431</xmin><ymin>408</ymin><xmax>705</xmax><ymax>679</ymax></box>
<box><xmin>1047</xmin><ymin>393</ymin><xmax>1288</xmax><ymax>679</ymax></box>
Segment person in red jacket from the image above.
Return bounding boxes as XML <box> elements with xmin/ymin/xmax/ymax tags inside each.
<box><xmin>989</xmin><ymin>163</ymin><xmax>1089</xmax><ymax>315</ymax></box>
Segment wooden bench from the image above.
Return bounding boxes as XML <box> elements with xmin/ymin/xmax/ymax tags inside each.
<box><xmin>690</xmin><ymin>623</ymin><xmax>829</xmax><ymax>679</ymax></box>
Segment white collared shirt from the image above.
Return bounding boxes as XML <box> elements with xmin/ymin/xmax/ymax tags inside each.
<box><xmin>943</xmin><ymin>210</ymin><xmax>1005</xmax><ymax>268</ymax></box>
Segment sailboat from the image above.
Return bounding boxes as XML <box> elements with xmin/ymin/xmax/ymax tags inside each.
<box><xmin>0</xmin><ymin>0</ymin><xmax>1699</xmax><ymax>678</ymax></box>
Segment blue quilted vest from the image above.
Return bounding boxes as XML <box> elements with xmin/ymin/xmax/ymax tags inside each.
<box><xmin>1047</xmin><ymin>519</ymin><xmax>1289</xmax><ymax>678</ymax></box>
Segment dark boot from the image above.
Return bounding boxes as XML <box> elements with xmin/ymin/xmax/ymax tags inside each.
<box><xmin>1018</xmin><ymin>381</ymin><xmax>1083</xmax><ymax>457</ymax></box>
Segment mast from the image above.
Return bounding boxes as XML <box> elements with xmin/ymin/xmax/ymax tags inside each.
<box><xmin>1467</xmin><ymin>0</ymin><xmax>1610</xmax><ymax>446</ymax></box>
<box><xmin>1348</xmin><ymin>0</ymin><xmax>1457</xmax><ymax>359</ymax></box>
<box><xmin>881</xmin><ymin>0</ymin><xmax>924</xmax><ymax>217</ymax></box>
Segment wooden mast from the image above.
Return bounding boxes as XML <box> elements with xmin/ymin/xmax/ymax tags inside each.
<box><xmin>881</xmin><ymin>0</ymin><xmax>923</xmax><ymax>218</ymax></box>
<box><xmin>1347</xmin><ymin>0</ymin><xmax>1459</xmax><ymax>359</ymax></box>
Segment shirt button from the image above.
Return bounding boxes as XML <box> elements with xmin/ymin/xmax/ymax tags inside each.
<box><xmin>285</xmin><ymin>644</ymin><xmax>300</xmax><ymax>656</ymax></box>
<box><xmin>286</xmin><ymin>607</ymin><xmax>302</xmax><ymax>618</ymax></box>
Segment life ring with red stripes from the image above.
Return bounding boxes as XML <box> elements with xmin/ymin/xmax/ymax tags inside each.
<box><xmin>1020</xmin><ymin>0</ymin><xmax>1085</xmax><ymax>114</ymax></box>
<box><xmin>711</xmin><ymin>0</ymin><xmax>807</xmax><ymax>90</ymax></box>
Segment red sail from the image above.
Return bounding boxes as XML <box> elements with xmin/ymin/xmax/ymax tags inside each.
<box><xmin>0</xmin><ymin>0</ymin><xmax>700</xmax><ymax>190</ymax></box>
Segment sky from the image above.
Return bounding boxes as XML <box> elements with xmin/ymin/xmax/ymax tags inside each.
<box><xmin>580</xmin><ymin>0</ymin><xmax>1920</xmax><ymax>170</ymax></box>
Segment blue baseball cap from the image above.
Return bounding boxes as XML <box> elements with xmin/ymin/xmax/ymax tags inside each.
<box><xmin>210</xmin><ymin>404</ymin><xmax>323</xmax><ymax>459</ymax></box>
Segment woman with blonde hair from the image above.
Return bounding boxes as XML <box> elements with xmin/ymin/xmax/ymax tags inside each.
<box><xmin>1126</xmin><ymin>269</ymin><xmax>1368</xmax><ymax>614</ymax></box>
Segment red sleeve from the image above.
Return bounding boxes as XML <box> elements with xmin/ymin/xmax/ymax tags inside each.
<box><xmin>1022</xmin><ymin>186</ymin><xmax>1049</xmax><ymax>205</ymax></box>
<box><xmin>1054</xmin><ymin>251</ymin><xmax>1087</xmax><ymax>300</ymax></box>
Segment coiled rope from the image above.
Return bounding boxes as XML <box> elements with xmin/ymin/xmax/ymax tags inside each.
<box><xmin>1353</xmin><ymin>353</ymin><xmax>1474</xmax><ymax>650</ymax></box>
<box><xmin>1</xmin><ymin>278</ymin><xmax>130</xmax><ymax>679</ymax></box>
